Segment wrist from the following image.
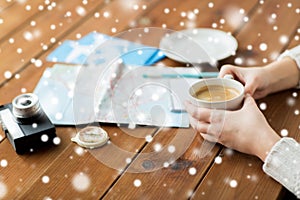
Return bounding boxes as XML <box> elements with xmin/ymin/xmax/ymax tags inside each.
<box><xmin>264</xmin><ymin>57</ymin><xmax>299</xmax><ymax>93</ymax></box>
<box><xmin>256</xmin><ymin>129</ymin><xmax>280</xmax><ymax>162</ymax></box>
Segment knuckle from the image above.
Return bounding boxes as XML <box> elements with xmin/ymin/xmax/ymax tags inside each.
<box><xmin>220</xmin><ymin>64</ymin><xmax>234</xmax><ymax>72</ymax></box>
<box><xmin>191</xmin><ymin>108</ymin><xmax>203</xmax><ymax>119</ymax></box>
<box><xmin>210</xmin><ymin>110</ymin><xmax>225</xmax><ymax>123</ymax></box>
<box><xmin>191</xmin><ymin>109</ymin><xmax>199</xmax><ymax>118</ymax></box>
<box><xmin>195</xmin><ymin>122</ymin><xmax>205</xmax><ymax>133</ymax></box>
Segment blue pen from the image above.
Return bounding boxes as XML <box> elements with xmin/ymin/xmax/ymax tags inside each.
<box><xmin>143</xmin><ymin>72</ymin><xmax>219</xmax><ymax>79</ymax></box>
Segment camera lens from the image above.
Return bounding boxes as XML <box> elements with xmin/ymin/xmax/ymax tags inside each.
<box><xmin>19</xmin><ymin>99</ymin><xmax>32</xmax><ymax>107</ymax></box>
<box><xmin>12</xmin><ymin>93</ymin><xmax>42</xmax><ymax>119</ymax></box>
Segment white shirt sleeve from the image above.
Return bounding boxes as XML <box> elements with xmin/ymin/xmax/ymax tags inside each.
<box><xmin>263</xmin><ymin>46</ymin><xmax>300</xmax><ymax>198</ymax></box>
<box><xmin>263</xmin><ymin>137</ymin><xmax>300</xmax><ymax>198</ymax></box>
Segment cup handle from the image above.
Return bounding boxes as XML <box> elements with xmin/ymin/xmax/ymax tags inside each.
<box><xmin>224</xmin><ymin>74</ymin><xmax>234</xmax><ymax>80</ymax></box>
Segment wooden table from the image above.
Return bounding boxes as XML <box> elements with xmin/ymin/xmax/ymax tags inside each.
<box><xmin>0</xmin><ymin>0</ymin><xmax>299</xmax><ymax>199</ymax></box>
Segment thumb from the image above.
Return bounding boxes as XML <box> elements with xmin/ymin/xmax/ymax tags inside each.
<box><xmin>242</xmin><ymin>94</ymin><xmax>257</xmax><ymax>110</ymax></box>
<box><xmin>244</xmin><ymin>81</ymin><xmax>257</xmax><ymax>96</ymax></box>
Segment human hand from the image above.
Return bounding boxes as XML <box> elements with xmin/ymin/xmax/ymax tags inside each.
<box><xmin>219</xmin><ymin>65</ymin><xmax>271</xmax><ymax>99</ymax></box>
<box><xmin>185</xmin><ymin>95</ymin><xmax>280</xmax><ymax>161</ymax></box>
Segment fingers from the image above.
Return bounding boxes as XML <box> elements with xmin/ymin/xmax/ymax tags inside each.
<box><xmin>200</xmin><ymin>133</ymin><xmax>219</xmax><ymax>143</ymax></box>
<box><xmin>189</xmin><ymin>116</ymin><xmax>209</xmax><ymax>133</ymax></box>
<box><xmin>185</xmin><ymin>100</ymin><xmax>227</xmax><ymax>126</ymax></box>
<box><xmin>242</xmin><ymin>94</ymin><xmax>265</xmax><ymax>119</ymax></box>
<box><xmin>189</xmin><ymin>113</ymin><xmax>225</xmax><ymax>135</ymax></box>
<box><xmin>184</xmin><ymin>101</ymin><xmax>211</xmax><ymax>122</ymax></box>
<box><xmin>218</xmin><ymin>64</ymin><xmax>238</xmax><ymax>78</ymax></box>
<box><xmin>252</xmin><ymin>90</ymin><xmax>267</xmax><ymax>99</ymax></box>
<box><xmin>188</xmin><ymin>115</ymin><xmax>215</xmax><ymax>142</ymax></box>
<box><xmin>242</xmin><ymin>94</ymin><xmax>257</xmax><ymax>110</ymax></box>
<box><xmin>243</xmin><ymin>77</ymin><xmax>259</xmax><ymax>97</ymax></box>
<box><xmin>220</xmin><ymin>65</ymin><xmax>258</xmax><ymax>97</ymax></box>
<box><xmin>186</xmin><ymin>100</ymin><xmax>226</xmax><ymax>143</ymax></box>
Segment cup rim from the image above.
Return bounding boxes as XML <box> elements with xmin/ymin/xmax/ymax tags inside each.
<box><xmin>188</xmin><ymin>78</ymin><xmax>244</xmax><ymax>104</ymax></box>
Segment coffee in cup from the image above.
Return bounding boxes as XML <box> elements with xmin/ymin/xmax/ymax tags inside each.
<box><xmin>193</xmin><ymin>85</ymin><xmax>240</xmax><ymax>102</ymax></box>
<box><xmin>188</xmin><ymin>77</ymin><xmax>244</xmax><ymax>110</ymax></box>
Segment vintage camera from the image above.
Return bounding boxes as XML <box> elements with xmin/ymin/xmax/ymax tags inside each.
<box><xmin>0</xmin><ymin>93</ymin><xmax>56</xmax><ymax>154</ymax></box>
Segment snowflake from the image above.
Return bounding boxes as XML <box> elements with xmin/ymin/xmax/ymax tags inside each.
<box><xmin>208</xmin><ymin>2</ymin><xmax>214</xmax><ymax>8</ymax></box>
<box><xmin>133</xmin><ymin>179</ymin><xmax>142</xmax><ymax>187</ymax></box>
<box><xmin>259</xmin><ymin>43</ymin><xmax>268</xmax><ymax>51</ymax></box>
<box><xmin>168</xmin><ymin>145</ymin><xmax>176</xmax><ymax>153</ymax></box>
<box><xmin>42</xmin><ymin>176</ymin><xmax>50</xmax><ymax>184</ymax></box>
<box><xmin>259</xmin><ymin>102</ymin><xmax>267</xmax><ymax>110</ymax></box>
<box><xmin>153</xmin><ymin>143</ymin><xmax>162</xmax><ymax>152</ymax></box>
<box><xmin>214</xmin><ymin>156</ymin><xmax>222</xmax><ymax>164</ymax></box>
<box><xmin>188</xmin><ymin>167</ymin><xmax>197</xmax><ymax>175</ymax></box>
<box><xmin>0</xmin><ymin>160</ymin><xmax>8</xmax><ymax>168</ymax></box>
<box><xmin>145</xmin><ymin>135</ymin><xmax>153</xmax><ymax>143</ymax></box>
<box><xmin>229</xmin><ymin>179</ymin><xmax>238</xmax><ymax>188</ymax></box>
<box><xmin>72</xmin><ymin>173</ymin><xmax>91</xmax><ymax>192</ymax></box>
<box><xmin>53</xmin><ymin>137</ymin><xmax>61</xmax><ymax>145</ymax></box>
<box><xmin>4</xmin><ymin>71</ymin><xmax>12</xmax><ymax>79</ymax></box>
<box><xmin>280</xmin><ymin>129</ymin><xmax>288</xmax><ymax>137</ymax></box>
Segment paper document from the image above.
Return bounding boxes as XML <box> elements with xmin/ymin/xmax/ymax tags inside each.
<box><xmin>34</xmin><ymin>65</ymin><xmax>194</xmax><ymax>127</ymax></box>
<box><xmin>46</xmin><ymin>32</ymin><xmax>165</xmax><ymax>66</ymax></box>
<box><xmin>169</xmin><ymin>78</ymin><xmax>199</xmax><ymax>112</ymax></box>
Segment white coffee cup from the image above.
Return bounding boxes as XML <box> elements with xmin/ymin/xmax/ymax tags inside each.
<box><xmin>188</xmin><ymin>75</ymin><xmax>245</xmax><ymax>110</ymax></box>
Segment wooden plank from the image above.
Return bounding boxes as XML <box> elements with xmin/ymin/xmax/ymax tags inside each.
<box><xmin>52</xmin><ymin>0</ymin><xmax>162</xmax><ymax>40</ymax></box>
<box><xmin>0</xmin><ymin>0</ymin><xmax>164</xmax><ymax>86</ymax></box>
<box><xmin>134</xmin><ymin>0</ymin><xmax>258</xmax><ymax>32</ymax></box>
<box><xmin>0</xmin><ymin>1</ymin><xmax>12</xmax><ymax>8</ymax></box>
<box><xmin>191</xmin><ymin>150</ymin><xmax>282</xmax><ymax>200</ymax></box>
<box><xmin>0</xmin><ymin>0</ymin><xmax>163</xmax><ymax>112</ymax></box>
<box><xmin>103</xmin><ymin>127</ymin><xmax>221</xmax><ymax>199</ymax></box>
<box><xmin>259</xmin><ymin>90</ymin><xmax>300</xmax><ymax>142</ymax></box>
<box><xmin>288</xmin><ymin>24</ymin><xmax>300</xmax><ymax>48</ymax></box>
<box><xmin>2</xmin><ymin>124</ymin><xmax>142</xmax><ymax>199</ymax></box>
<box><xmin>0</xmin><ymin>0</ymin><xmax>14</xmax><ymax>11</ymax></box>
<box><xmin>222</xmin><ymin>0</ymin><xmax>300</xmax><ymax>66</ymax></box>
<box><xmin>0</xmin><ymin>0</ymin><xmax>57</xmax><ymax>40</ymax></box>
<box><xmin>257</xmin><ymin>35</ymin><xmax>300</xmax><ymax>141</ymax></box>
<box><xmin>10</xmin><ymin>126</ymin><xmax>157</xmax><ymax>199</ymax></box>
<box><xmin>0</xmin><ymin>0</ymin><xmax>105</xmax><ymax>85</ymax></box>
<box><xmin>0</xmin><ymin>126</ymin><xmax>75</xmax><ymax>198</ymax></box>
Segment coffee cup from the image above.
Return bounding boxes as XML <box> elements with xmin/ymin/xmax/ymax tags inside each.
<box><xmin>188</xmin><ymin>75</ymin><xmax>244</xmax><ymax>110</ymax></box>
